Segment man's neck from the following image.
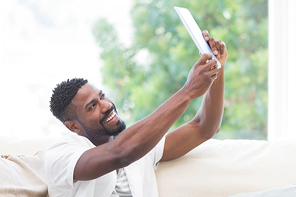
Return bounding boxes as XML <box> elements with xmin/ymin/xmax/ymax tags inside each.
<box><xmin>89</xmin><ymin>135</ymin><xmax>113</xmax><ymax>146</ymax></box>
<box><xmin>77</xmin><ymin>131</ymin><xmax>113</xmax><ymax>146</ymax></box>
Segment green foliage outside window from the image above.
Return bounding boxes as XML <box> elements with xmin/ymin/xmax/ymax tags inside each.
<box><xmin>92</xmin><ymin>0</ymin><xmax>268</xmax><ymax>139</ymax></box>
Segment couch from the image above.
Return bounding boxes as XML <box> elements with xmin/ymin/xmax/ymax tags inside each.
<box><xmin>1</xmin><ymin>135</ymin><xmax>296</xmax><ymax>197</ymax></box>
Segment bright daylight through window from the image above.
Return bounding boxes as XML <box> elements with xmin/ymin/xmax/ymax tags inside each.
<box><xmin>1</xmin><ymin>0</ymin><xmax>269</xmax><ymax>140</ymax></box>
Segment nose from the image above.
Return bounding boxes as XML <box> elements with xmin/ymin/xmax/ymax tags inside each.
<box><xmin>99</xmin><ymin>99</ymin><xmax>112</xmax><ymax>113</ymax></box>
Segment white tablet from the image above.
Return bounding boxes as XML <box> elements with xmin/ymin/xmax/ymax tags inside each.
<box><xmin>174</xmin><ymin>6</ymin><xmax>221</xmax><ymax>68</ymax></box>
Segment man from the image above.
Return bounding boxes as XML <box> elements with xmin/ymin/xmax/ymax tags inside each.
<box><xmin>44</xmin><ymin>30</ymin><xmax>227</xmax><ymax>197</ymax></box>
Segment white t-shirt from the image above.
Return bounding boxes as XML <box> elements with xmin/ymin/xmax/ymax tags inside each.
<box><xmin>44</xmin><ymin>133</ymin><xmax>165</xmax><ymax>197</ymax></box>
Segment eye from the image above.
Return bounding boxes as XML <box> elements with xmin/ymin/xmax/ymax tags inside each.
<box><xmin>100</xmin><ymin>93</ymin><xmax>105</xmax><ymax>99</ymax></box>
<box><xmin>89</xmin><ymin>102</ymin><xmax>96</xmax><ymax>111</ymax></box>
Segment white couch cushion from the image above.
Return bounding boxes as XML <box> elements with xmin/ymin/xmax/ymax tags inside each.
<box><xmin>230</xmin><ymin>184</ymin><xmax>296</xmax><ymax>197</ymax></box>
<box><xmin>156</xmin><ymin>139</ymin><xmax>296</xmax><ymax>197</ymax></box>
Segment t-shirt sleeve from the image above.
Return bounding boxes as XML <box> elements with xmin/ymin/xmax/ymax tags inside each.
<box><xmin>44</xmin><ymin>138</ymin><xmax>90</xmax><ymax>189</ymax></box>
<box><xmin>151</xmin><ymin>136</ymin><xmax>166</xmax><ymax>170</ymax></box>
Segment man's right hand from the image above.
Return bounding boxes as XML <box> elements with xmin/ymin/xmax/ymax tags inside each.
<box><xmin>183</xmin><ymin>53</ymin><xmax>219</xmax><ymax>100</ymax></box>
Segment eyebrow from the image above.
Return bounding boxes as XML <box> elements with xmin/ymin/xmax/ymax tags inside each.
<box><xmin>84</xmin><ymin>90</ymin><xmax>103</xmax><ymax>110</ymax></box>
<box><xmin>85</xmin><ymin>98</ymin><xmax>96</xmax><ymax>110</ymax></box>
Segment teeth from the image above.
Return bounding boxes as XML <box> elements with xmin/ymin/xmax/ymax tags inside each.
<box><xmin>103</xmin><ymin>111</ymin><xmax>116</xmax><ymax>123</ymax></box>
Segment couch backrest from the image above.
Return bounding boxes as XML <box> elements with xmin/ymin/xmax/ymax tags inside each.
<box><xmin>0</xmin><ymin>136</ymin><xmax>58</xmax><ymax>155</ymax></box>
<box><xmin>155</xmin><ymin>138</ymin><xmax>296</xmax><ymax>197</ymax></box>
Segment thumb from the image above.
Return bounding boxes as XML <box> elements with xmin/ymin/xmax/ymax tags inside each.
<box><xmin>198</xmin><ymin>53</ymin><xmax>213</xmax><ymax>65</ymax></box>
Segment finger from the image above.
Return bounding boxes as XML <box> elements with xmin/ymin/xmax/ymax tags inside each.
<box><xmin>202</xmin><ymin>30</ymin><xmax>209</xmax><ymax>41</ymax></box>
<box><xmin>207</xmin><ymin>66</ymin><xmax>219</xmax><ymax>81</ymax></box>
<box><xmin>199</xmin><ymin>53</ymin><xmax>213</xmax><ymax>64</ymax></box>
<box><xmin>208</xmin><ymin>37</ymin><xmax>218</xmax><ymax>56</ymax></box>
<box><xmin>214</xmin><ymin>40</ymin><xmax>224</xmax><ymax>58</ymax></box>
<box><xmin>209</xmin><ymin>66</ymin><xmax>219</xmax><ymax>77</ymax></box>
<box><xmin>214</xmin><ymin>39</ymin><xmax>222</xmax><ymax>58</ymax></box>
<box><xmin>204</xmin><ymin>59</ymin><xmax>218</xmax><ymax>71</ymax></box>
<box><xmin>211</xmin><ymin>73</ymin><xmax>218</xmax><ymax>81</ymax></box>
<box><xmin>216</xmin><ymin>40</ymin><xmax>223</xmax><ymax>58</ymax></box>
<box><xmin>219</xmin><ymin>41</ymin><xmax>226</xmax><ymax>57</ymax></box>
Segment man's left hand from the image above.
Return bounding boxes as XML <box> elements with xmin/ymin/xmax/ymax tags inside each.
<box><xmin>202</xmin><ymin>30</ymin><xmax>227</xmax><ymax>67</ymax></box>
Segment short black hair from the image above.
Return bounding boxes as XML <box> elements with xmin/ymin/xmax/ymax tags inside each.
<box><xmin>50</xmin><ymin>78</ymin><xmax>88</xmax><ymax>123</ymax></box>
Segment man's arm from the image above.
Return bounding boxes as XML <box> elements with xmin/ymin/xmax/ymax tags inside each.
<box><xmin>160</xmin><ymin>30</ymin><xmax>227</xmax><ymax>162</ymax></box>
<box><xmin>74</xmin><ymin>53</ymin><xmax>219</xmax><ymax>181</ymax></box>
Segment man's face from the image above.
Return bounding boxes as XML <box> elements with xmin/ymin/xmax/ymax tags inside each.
<box><xmin>71</xmin><ymin>83</ymin><xmax>126</xmax><ymax>138</ymax></box>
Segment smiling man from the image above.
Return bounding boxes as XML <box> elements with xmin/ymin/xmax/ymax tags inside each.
<box><xmin>44</xmin><ymin>31</ymin><xmax>227</xmax><ymax>197</ymax></box>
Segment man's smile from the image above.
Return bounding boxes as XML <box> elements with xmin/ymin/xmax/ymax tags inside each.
<box><xmin>103</xmin><ymin>110</ymin><xmax>117</xmax><ymax>124</ymax></box>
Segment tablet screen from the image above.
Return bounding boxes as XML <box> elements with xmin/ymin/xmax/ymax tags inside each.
<box><xmin>174</xmin><ymin>6</ymin><xmax>221</xmax><ymax>68</ymax></box>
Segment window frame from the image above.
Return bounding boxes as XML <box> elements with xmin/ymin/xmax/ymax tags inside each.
<box><xmin>268</xmin><ymin>0</ymin><xmax>296</xmax><ymax>140</ymax></box>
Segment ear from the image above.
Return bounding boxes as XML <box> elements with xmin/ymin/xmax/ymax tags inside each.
<box><xmin>64</xmin><ymin>121</ymin><xmax>80</xmax><ymax>133</ymax></box>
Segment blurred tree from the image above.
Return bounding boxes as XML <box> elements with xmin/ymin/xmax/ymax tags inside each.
<box><xmin>92</xmin><ymin>0</ymin><xmax>268</xmax><ymax>139</ymax></box>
